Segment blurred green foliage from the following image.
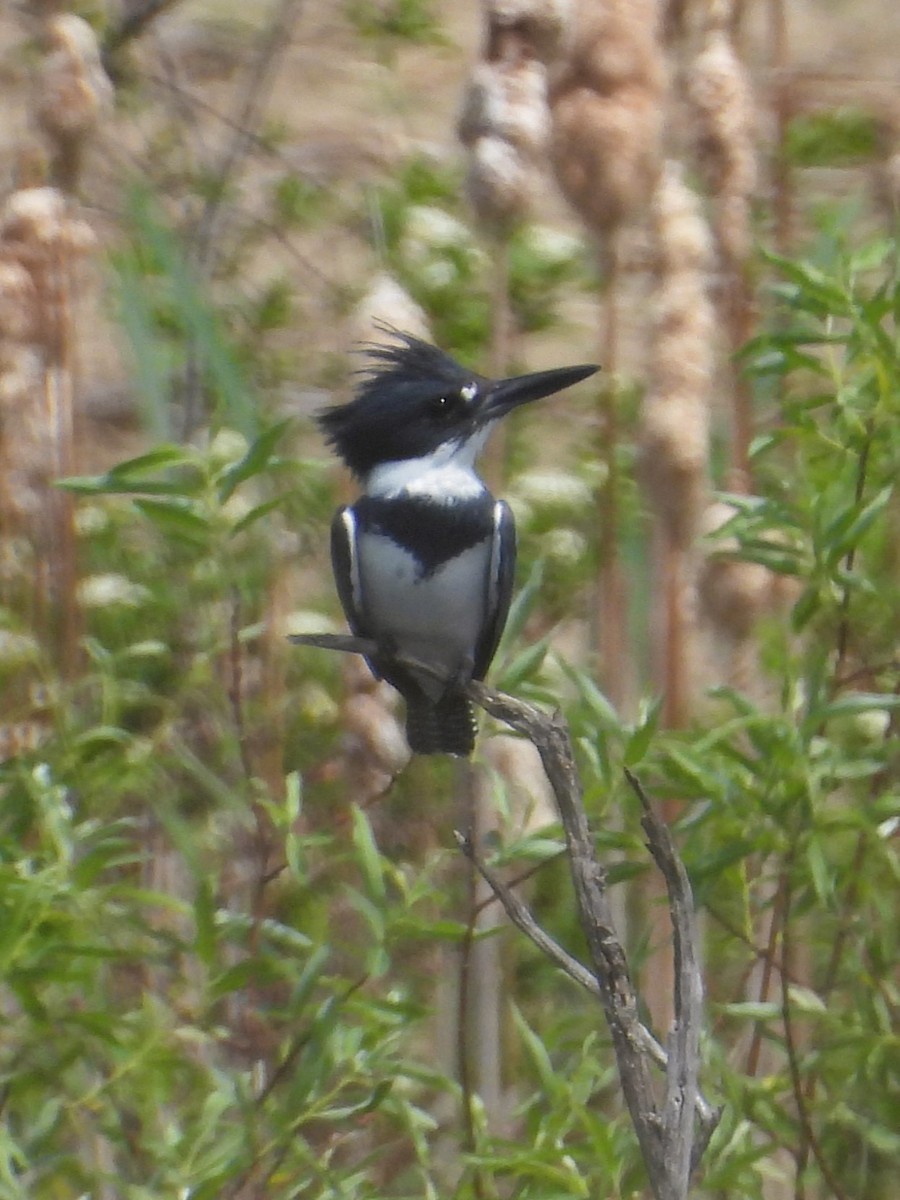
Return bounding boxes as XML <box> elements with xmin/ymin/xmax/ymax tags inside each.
<box><xmin>785</xmin><ymin>107</ymin><xmax>880</xmax><ymax>168</ymax></box>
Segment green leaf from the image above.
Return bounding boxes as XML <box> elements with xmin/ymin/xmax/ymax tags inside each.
<box><xmin>554</xmin><ymin>656</ymin><xmax>620</xmax><ymax>729</ymax></box>
<box><xmin>786</xmin><ymin>984</ymin><xmax>827</xmax><ymax>1015</ymax></box>
<box><xmin>825</xmin><ymin>484</ymin><xmax>894</xmax><ymax>563</ymax></box>
<box><xmin>351</xmin><ymin>805</ymin><xmax>386</xmax><ymax>902</ymax></box>
<box><xmin>497</xmin><ymin>637</ymin><xmax>549</xmax><ymax>692</ymax></box>
<box><xmin>786</xmin><ymin>108</ymin><xmax>879</xmax><ymax>168</ymax></box>
<box><xmin>512</xmin><ymin>1005</ymin><xmax>559</xmax><ymax>1095</ymax></box>
<box><xmin>229</xmin><ymin>494</ymin><xmax>289</xmax><ymax>536</ymax></box>
<box><xmin>805</xmin><ymin>838</ymin><xmax>833</xmax><ymax>906</ymax></box>
<box><xmin>498</xmin><ymin>559</ymin><xmax>544</xmax><ymax>653</ymax></box>
<box><xmin>132</xmin><ymin>498</ymin><xmax>212</xmax><ymax>547</ymax></box>
<box><xmin>624</xmin><ymin>698</ymin><xmax>661</xmax><ymax>768</ymax></box>
<box><xmin>217</xmin><ymin>418</ymin><xmax>293</xmax><ymax>502</ymax></box>
<box><xmin>283</xmin><ymin>771</ymin><xmax>306</xmax><ymax>880</ymax></box>
<box><xmin>815</xmin><ymin>692</ymin><xmax>900</xmax><ymax>721</ymax></box>
<box><xmin>719</xmin><ymin>1001</ymin><xmax>780</xmax><ymax>1021</ymax></box>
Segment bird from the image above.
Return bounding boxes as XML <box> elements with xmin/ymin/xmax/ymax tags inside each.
<box><xmin>316</xmin><ymin>330</ymin><xmax>598</xmax><ymax>756</ymax></box>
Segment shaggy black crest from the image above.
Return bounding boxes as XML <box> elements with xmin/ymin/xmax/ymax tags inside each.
<box><xmin>317</xmin><ymin>332</ymin><xmax>485</xmax><ymax>477</ymax></box>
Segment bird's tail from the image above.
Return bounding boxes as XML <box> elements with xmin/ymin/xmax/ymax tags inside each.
<box><xmin>405</xmin><ymin>692</ymin><xmax>477</xmax><ymax>756</ymax></box>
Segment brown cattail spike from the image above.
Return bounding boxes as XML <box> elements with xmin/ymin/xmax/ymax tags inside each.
<box><xmin>549</xmin><ymin>0</ymin><xmax>666</xmax><ymax>246</ymax></box>
<box><xmin>640</xmin><ymin>162</ymin><xmax>715</xmax><ymax>550</ymax></box>
<box><xmin>35</xmin><ymin>14</ymin><xmax>114</xmax><ymax>194</ymax></box>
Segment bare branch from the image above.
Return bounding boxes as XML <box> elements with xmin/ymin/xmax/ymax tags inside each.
<box><xmin>468</xmin><ymin>682</ymin><xmax>720</xmax><ymax>1200</ymax></box>
<box><xmin>628</xmin><ymin>769</ymin><xmax>719</xmax><ymax>1173</ymax></box>
<box><xmin>456</xmin><ymin>827</ymin><xmax>671</xmax><ymax>1070</ymax></box>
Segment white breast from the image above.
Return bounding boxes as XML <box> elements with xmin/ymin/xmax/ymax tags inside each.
<box><xmin>357</xmin><ymin>532</ymin><xmax>491</xmax><ymax>699</ymax></box>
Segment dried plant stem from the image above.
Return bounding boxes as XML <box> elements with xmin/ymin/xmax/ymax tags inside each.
<box><xmin>638</xmin><ymin>173</ymin><xmax>714</xmax><ymax>1039</ymax></box>
<box><xmin>483</xmin><ymin>239</ymin><xmax>512</xmax><ymax>491</ymax></box>
<box><xmin>768</xmin><ymin>0</ymin><xmax>794</xmax><ymax>255</ymax></box>
<box><xmin>259</xmin><ymin>567</ymin><xmax>289</xmax><ymax>802</ymax></box>
<box><xmin>687</xmin><ymin>3</ymin><xmax>758</xmax><ymax>489</ymax></box>
<box><xmin>661</xmin><ymin>535</ymin><xmax>689</xmax><ymax>732</ymax></box>
<box><xmin>44</xmin><ymin>237</ymin><xmax>79</xmax><ymax>677</ymax></box>
<box><xmin>457</xmin><ymin>759</ymin><xmax>504</xmax><ymax>1138</ymax></box>
<box><xmin>595</xmin><ymin>252</ymin><xmax>629</xmax><ymax>708</ymax></box>
<box><xmin>778</xmin><ymin>844</ymin><xmax>851</xmax><ymax>1200</ymax></box>
<box><xmin>744</xmin><ymin>869</ymin><xmax>786</xmax><ymax>1078</ymax></box>
<box><xmin>726</xmin><ymin>265</ymin><xmax>755</xmax><ymax>492</ymax></box>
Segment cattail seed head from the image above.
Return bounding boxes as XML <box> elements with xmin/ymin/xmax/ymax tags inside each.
<box><xmin>0</xmin><ymin>260</ymin><xmax>39</xmax><ymax>343</ymax></box>
<box><xmin>569</xmin><ymin>3</ymin><xmax>665</xmax><ymax>94</ymax></box>
<box><xmin>353</xmin><ymin>273</ymin><xmax>431</xmax><ymax>345</ymax></box>
<box><xmin>551</xmin><ymin>84</ymin><xmax>662</xmax><ymax>237</ymax></box>
<box><xmin>465</xmin><ymin>134</ymin><xmax>536</xmax><ymax>231</ymax></box>
<box><xmin>36</xmin><ymin>15</ymin><xmax>113</xmax><ymax>140</ymax></box>
<box><xmin>687</xmin><ymin>10</ymin><xmax>756</xmax><ymax>261</ymax></box>
<box><xmin>338</xmin><ymin>657</ymin><xmax>409</xmax><ymax>799</ymax></box>
<box><xmin>0</xmin><ymin>186</ymin><xmax>96</xmax><ymax>258</ymax></box>
<box><xmin>343</xmin><ymin>691</ymin><xmax>410</xmax><ymax>778</ymax></box>
<box><xmin>459</xmin><ymin>55</ymin><xmax>550</xmax><ymax>233</ymax></box>
<box><xmin>549</xmin><ymin>0</ymin><xmax>665</xmax><ymax>242</ymax></box>
<box><xmin>459</xmin><ymin>58</ymin><xmax>550</xmax><ymax>157</ymax></box>
<box><xmin>639</xmin><ymin>163</ymin><xmax>715</xmax><ymax>548</ymax></box>
<box><xmin>34</xmin><ymin>14</ymin><xmax>113</xmax><ymax>193</ymax></box>
<box><xmin>652</xmin><ymin>161</ymin><xmax>716</xmax><ymax>274</ymax></box>
<box><xmin>484</xmin><ymin>0</ymin><xmax>575</xmax><ymax>63</ymax></box>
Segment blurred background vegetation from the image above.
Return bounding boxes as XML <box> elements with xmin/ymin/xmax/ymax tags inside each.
<box><xmin>0</xmin><ymin>1</ymin><xmax>897</xmax><ymax>1197</ymax></box>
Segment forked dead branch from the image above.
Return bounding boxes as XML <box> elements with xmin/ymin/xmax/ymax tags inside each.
<box><xmin>291</xmin><ymin>631</ymin><xmax>720</xmax><ymax>1199</ymax></box>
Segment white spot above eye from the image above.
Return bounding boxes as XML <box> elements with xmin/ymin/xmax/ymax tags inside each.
<box><xmin>460</xmin><ymin>381</ymin><xmax>478</xmax><ymax>403</ymax></box>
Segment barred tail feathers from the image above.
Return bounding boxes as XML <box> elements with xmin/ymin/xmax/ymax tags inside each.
<box><xmin>405</xmin><ymin>692</ymin><xmax>477</xmax><ymax>756</ymax></box>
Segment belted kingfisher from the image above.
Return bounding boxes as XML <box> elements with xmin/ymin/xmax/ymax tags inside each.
<box><xmin>317</xmin><ymin>331</ymin><xmax>597</xmax><ymax>756</ymax></box>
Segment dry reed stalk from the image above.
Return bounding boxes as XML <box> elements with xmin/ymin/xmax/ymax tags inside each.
<box><xmin>0</xmin><ymin>187</ymin><xmax>96</xmax><ymax>678</ymax></box>
<box><xmin>767</xmin><ymin>0</ymin><xmax>792</xmax><ymax>246</ymax></box>
<box><xmin>687</xmin><ymin>0</ymin><xmax>757</xmax><ymax>490</ymax></box>
<box><xmin>546</xmin><ymin>0</ymin><xmax>665</xmax><ymax>707</ymax></box>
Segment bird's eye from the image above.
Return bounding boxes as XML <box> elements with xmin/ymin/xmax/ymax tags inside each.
<box><xmin>431</xmin><ymin>394</ymin><xmax>458</xmax><ymax>421</ymax></box>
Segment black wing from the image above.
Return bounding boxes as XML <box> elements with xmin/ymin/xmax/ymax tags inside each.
<box><xmin>472</xmin><ymin>500</ymin><xmax>517</xmax><ymax>681</ymax></box>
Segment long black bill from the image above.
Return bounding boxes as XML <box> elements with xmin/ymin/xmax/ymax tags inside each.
<box><xmin>481</xmin><ymin>361</ymin><xmax>598</xmax><ymax>422</ymax></box>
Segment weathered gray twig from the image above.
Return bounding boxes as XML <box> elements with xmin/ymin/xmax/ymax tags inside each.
<box><xmin>627</xmin><ymin>769</ymin><xmax>718</xmax><ymax>1174</ymax></box>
